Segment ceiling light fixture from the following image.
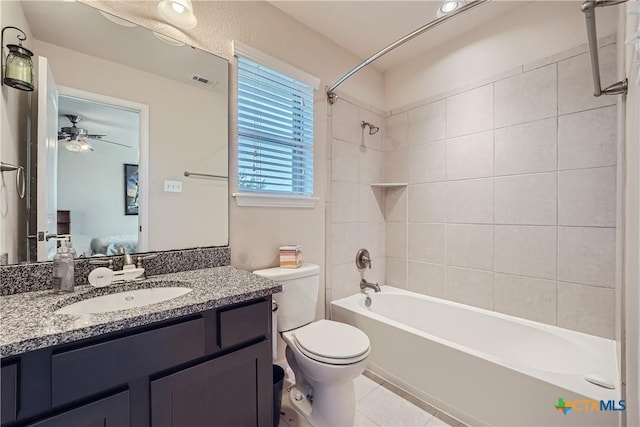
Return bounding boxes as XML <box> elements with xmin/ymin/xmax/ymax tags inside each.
<box><xmin>157</xmin><ymin>0</ymin><xmax>197</xmax><ymax>30</ymax></box>
<box><xmin>436</xmin><ymin>0</ymin><xmax>466</xmax><ymax>18</ymax></box>
<box><xmin>65</xmin><ymin>137</ymin><xmax>93</xmax><ymax>153</ymax></box>
<box><xmin>99</xmin><ymin>11</ymin><xmax>137</xmax><ymax>28</ymax></box>
<box><xmin>153</xmin><ymin>31</ymin><xmax>185</xmax><ymax>47</ymax></box>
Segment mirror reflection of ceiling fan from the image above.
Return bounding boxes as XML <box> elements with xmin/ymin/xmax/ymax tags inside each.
<box><xmin>58</xmin><ymin>114</ymin><xmax>131</xmax><ymax>152</ymax></box>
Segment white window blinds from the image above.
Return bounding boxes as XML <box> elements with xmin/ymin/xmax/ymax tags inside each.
<box><xmin>237</xmin><ymin>55</ymin><xmax>314</xmax><ymax>196</ymax></box>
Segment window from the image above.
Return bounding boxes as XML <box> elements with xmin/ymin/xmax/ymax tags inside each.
<box><xmin>234</xmin><ymin>42</ymin><xmax>319</xmax><ymax>207</ymax></box>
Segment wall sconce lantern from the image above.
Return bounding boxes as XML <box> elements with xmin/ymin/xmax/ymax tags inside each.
<box><xmin>1</xmin><ymin>26</ymin><xmax>34</xmax><ymax>91</ymax></box>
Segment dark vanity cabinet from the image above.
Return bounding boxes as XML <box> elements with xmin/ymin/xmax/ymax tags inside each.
<box><xmin>0</xmin><ymin>297</ymin><xmax>273</xmax><ymax>427</ymax></box>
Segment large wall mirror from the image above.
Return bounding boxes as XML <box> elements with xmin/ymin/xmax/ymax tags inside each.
<box><xmin>2</xmin><ymin>1</ymin><xmax>229</xmax><ymax>264</ymax></box>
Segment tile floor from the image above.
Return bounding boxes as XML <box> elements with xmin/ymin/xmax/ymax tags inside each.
<box><xmin>278</xmin><ymin>372</ymin><xmax>460</xmax><ymax>427</ymax></box>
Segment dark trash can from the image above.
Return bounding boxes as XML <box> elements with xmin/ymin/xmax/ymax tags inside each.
<box><xmin>273</xmin><ymin>365</ymin><xmax>285</xmax><ymax>427</ymax></box>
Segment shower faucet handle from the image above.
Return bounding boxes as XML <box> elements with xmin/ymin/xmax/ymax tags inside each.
<box><xmin>356</xmin><ymin>248</ymin><xmax>372</xmax><ymax>269</ymax></box>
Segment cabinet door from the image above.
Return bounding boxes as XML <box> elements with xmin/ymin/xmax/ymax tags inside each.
<box><xmin>27</xmin><ymin>391</ymin><xmax>129</xmax><ymax>427</ymax></box>
<box><xmin>151</xmin><ymin>340</ymin><xmax>272</xmax><ymax>427</ymax></box>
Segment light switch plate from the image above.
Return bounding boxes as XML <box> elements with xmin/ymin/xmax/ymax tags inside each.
<box><xmin>164</xmin><ymin>180</ymin><xmax>183</xmax><ymax>193</ymax></box>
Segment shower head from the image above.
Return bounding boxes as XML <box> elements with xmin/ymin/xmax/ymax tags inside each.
<box><xmin>361</xmin><ymin>121</ymin><xmax>380</xmax><ymax>135</ymax></box>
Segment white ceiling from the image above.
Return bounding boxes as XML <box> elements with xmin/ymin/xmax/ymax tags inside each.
<box><xmin>268</xmin><ymin>1</ymin><xmax>532</xmax><ymax>71</ymax></box>
<box><xmin>21</xmin><ymin>1</ymin><xmax>228</xmax><ymax>94</ymax></box>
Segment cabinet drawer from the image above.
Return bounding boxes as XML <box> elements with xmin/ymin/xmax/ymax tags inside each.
<box><xmin>52</xmin><ymin>318</ymin><xmax>205</xmax><ymax>406</ymax></box>
<box><xmin>218</xmin><ymin>300</ymin><xmax>270</xmax><ymax>348</ymax></box>
<box><xmin>1</xmin><ymin>363</ymin><xmax>18</xmax><ymax>424</ymax></box>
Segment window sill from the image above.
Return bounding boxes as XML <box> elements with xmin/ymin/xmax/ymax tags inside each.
<box><xmin>232</xmin><ymin>192</ymin><xmax>319</xmax><ymax>208</ymax></box>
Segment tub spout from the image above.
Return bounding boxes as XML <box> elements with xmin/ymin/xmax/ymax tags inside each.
<box><xmin>360</xmin><ymin>278</ymin><xmax>381</xmax><ymax>293</ymax></box>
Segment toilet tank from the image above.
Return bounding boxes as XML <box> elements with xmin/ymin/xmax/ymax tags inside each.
<box><xmin>253</xmin><ymin>263</ymin><xmax>319</xmax><ymax>332</ymax></box>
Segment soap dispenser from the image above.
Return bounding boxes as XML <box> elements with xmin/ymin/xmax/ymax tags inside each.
<box><xmin>52</xmin><ymin>240</ymin><xmax>74</xmax><ymax>293</ymax></box>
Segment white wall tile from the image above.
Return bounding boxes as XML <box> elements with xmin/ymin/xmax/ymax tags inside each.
<box><xmin>559</xmin><ymin>226</ymin><xmax>616</xmax><ymax>288</ymax></box>
<box><xmin>494</xmin><ymin>225</ymin><xmax>557</xmax><ymax>280</ymax></box>
<box><xmin>558</xmin><ymin>106</ymin><xmax>617</xmax><ymax>170</ymax></box>
<box><xmin>385</xmin><ymin>222</ymin><xmax>407</xmax><ymax>259</ymax></box>
<box><xmin>408</xmin><ymin>261</ymin><xmax>445</xmax><ymax>298</ymax></box>
<box><xmin>386</xmin><ymin>257</ymin><xmax>407</xmax><ymax>288</ymax></box>
<box><xmin>359</xmin><ymin>222</ymin><xmax>385</xmax><ymax>261</ymax></box>
<box><xmin>558</xmin><ymin>167</ymin><xmax>616</xmax><ymax>227</ymax></box>
<box><xmin>495</xmin><ymin>64</ymin><xmax>557</xmax><ymax>128</ymax></box>
<box><xmin>359</xmin><ymin>147</ymin><xmax>385</xmax><ymax>184</ymax></box>
<box><xmin>495</xmin><ymin>118</ymin><xmax>557</xmax><ymax>176</ymax></box>
<box><xmin>409</xmin><ymin>141</ymin><xmax>446</xmax><ymax>184</ymax></box>
<box><xmin>495</xmin><ymin>173</ymin><xmax>557</xmax><ymax>225</ymax></box>
<box><xmin>446</xmin><ymin>224</ymin><xmax>493</xmax><ymax>271</ymax></box>
<box><xmin>331</xmin><ymin>262</ymin><xmax>362</xmax><ymax>301</ymax></box>
<box><xmin>446</xmin><ymin>131</ymin><xmax>494</xmax><ymax>180</ymax></box>
<box><xmin>408</xmin><ymin>99</ymin><xmax>446</xmax><ymax>145</ymax></box>
<box><xmin>558</xmin><ymin>282</ymin><xmax>615</xmax><ymax>338</ymax></box>
<box><xmin>446</xmin><ymin>179</ymin><xmax>494</xmax><ymax>224</ymax></box>
<box><xmin>408</xmin><ymin>223</ymin><xmax>445</xmax><ymax>264</ymax></box>
<box><xmin>331</xmin><ymin>223</ymin><xmax>360</xmax><ymax>265</ymax></box>
<box><xmin>558</xmin><ymin>45</ymin><xmax>617</xmax><ymax>115</ymax></box>
<box><xmin>384</xmin><ymin>148</ymin><xmax>409</xmax><ymax>183</ymax></box>
<box><xmin>446</xmin><ymin>84</ymin><xmax>494</xmax><ymax>138</ymax></box>
<box><xmin>445</xmin><ymin>267</ymin><xmax>494</xmax><ymax>309</ymax></box>
<box><xmin>408</xmin><ymin>183</ymin><xmax>447</xmax><ymax>223</ymax></box>
<box><xmin>331</xmin><ymin>100</ymin><xmax>361</xmax><ymax>144</ymax></box>
<box><xmin>384</xmin><ymin>112</ymin><xmax>407</xmax><ymax>152</ymax></box>
<box><xmin>359</xmin><ymin>185</ymin><xmax>385</xmax><ymax>223</ymax></box>
<box><xmin>332</xmin><ymin>139</ymin><xmax>360</xmax><ymax>182</ymax></box>
<box><xmin>332</xmin><ymin>181</ymin><xmax>360</xmax><ymax>223</ymax></box>
<box><xmin>384</xmin><ymin>187</ymin><xmax>407</xmax><ymax>222</ymax></box>
<box><xmin>494</xmin><ymin>273</ymin><xmax>557</xmax><ymax>324</ymax></box>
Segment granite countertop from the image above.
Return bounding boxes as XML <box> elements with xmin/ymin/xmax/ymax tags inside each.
<box><xmin>0</xmin><ymin>266</ymin><xmax>281</xmax><ymax>358</ymax></box>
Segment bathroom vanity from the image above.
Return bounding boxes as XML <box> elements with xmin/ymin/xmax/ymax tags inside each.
<box><xmin>0</xmin><ymin>266</ymin><xmax>281</xmax><ymax>427</ymax></box>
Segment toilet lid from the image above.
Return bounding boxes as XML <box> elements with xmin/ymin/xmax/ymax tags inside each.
<box><xmin>293</xmin><ymin>319</ymin><xmax>370</xmax><ymax>362</ymax></box>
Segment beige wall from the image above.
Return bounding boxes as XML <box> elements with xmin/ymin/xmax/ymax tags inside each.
<box><xmin>0</xmin><ymin>1</ymin><xmax>31</xmax><ymax>264</ymax></box>
<box><xmin>86</xmin><ymin>1</ymin><xmax>387</xmax><ymax>319</ymax></box>
<box><xmin>384</xmin><ymin>1</ymin><xmax>620</xmax><ymax>110</ymax></box>
<box><xmin>33</xmin><ymin>40</ymin><xmax>229</xmax><ymax>251</ymax></box>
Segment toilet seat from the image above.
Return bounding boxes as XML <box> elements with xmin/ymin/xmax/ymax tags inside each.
<box><xmin>291</xmin><ymin>319</ymin><xmax>370</xmax><ymax>365</ymax></box>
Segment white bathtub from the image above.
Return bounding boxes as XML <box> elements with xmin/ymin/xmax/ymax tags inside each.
<box><xmin>331</xmin><ymin>286</ymin><xmax>621</xmax><ymax>427</ymax></box>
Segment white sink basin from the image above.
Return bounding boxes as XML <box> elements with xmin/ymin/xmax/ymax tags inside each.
<box><xmin>55</xmin><ymin>287</ymin><xmax>192</xmax><ymax>315</ymax></box>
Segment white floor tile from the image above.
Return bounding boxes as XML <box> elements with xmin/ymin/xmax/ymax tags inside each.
<box><xmin>357</xmin><ymin>385</ymin><xmax>433</xmax><ymax>427</ymax></box>
<box><xmin>354</xmin><ymin>375</ymin><xmax>381</xmax><ymax>401</ymax></box>
<box><xmin>424</xmin><ymin>415</ymin><xmax>452</xmax><ymax>427</ymax></box>
<box><xmin>356</xmin><ymin>411</ymin><xmax>381</xmax><ymax>426</ymax></box>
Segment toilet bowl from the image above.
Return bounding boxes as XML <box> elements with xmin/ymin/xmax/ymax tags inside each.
<box><xmin>253</xmin><ymin>264</ymin><xmax>371</xmax><ymax>426</ymax></box>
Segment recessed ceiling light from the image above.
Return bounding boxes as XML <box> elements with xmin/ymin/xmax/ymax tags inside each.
<box><xmin>157</xmin><ymin>0</ymin><xmax>197</xmax><ymax>30</ymax></box>
<box><xmin>436</xmin><ymin>0</ymin><xmax>466</xmax><ymax>18</ymax></box>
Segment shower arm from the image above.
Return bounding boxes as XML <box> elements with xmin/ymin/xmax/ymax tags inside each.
<box><xmin>327</xmin><ymin>0</ymin><xmax>490</xmax><ymax>104</ymax></box>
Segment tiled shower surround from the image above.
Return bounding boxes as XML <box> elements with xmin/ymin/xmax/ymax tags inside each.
<box><xmin>328</xmin><ymin>37</ymin><xmax>618</xmax><ymax>339</ymax></box>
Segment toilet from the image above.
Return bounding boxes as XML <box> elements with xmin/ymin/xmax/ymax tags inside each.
<box><xmin>254</xmin><ymin>263</ymin><xmax>370</xmax><ymax>427</ymax></box>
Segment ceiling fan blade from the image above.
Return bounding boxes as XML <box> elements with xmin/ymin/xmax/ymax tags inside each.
<box><xmin>93</xmin><ymin>138</ymin><xmax>132</xmax><ymax>148</ymax></box>
<box><xmin>86</xmin><ymin>134</ymin><xmax>107</xmax><ymax>139</ymax></box>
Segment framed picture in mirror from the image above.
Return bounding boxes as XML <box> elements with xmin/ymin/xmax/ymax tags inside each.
<box><xmin>124</xmin><ymin>163</ymin><xmax>139</xmax><ymax>216</ymax></box>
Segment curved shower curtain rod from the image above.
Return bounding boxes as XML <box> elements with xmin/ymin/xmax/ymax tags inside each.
<box><xmin>327</xmin><ymin>0</ymin><xmax>490</xmax><ymax>104</ymax></box>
